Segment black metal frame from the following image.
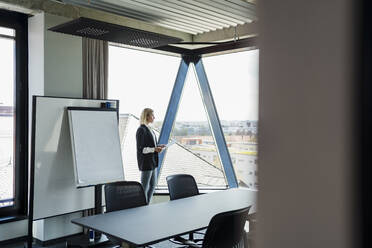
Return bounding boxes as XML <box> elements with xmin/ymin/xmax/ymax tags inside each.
<box><xmin>0</xmin><ymin>9</ymin><xmax>28</xmax><ymax>219</ymax></box>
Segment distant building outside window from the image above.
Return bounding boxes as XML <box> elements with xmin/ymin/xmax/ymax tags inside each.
<box><xmin>203</xmin><ymin>50</ymin><xmax>259</xmax><ymax>190</ymax></box>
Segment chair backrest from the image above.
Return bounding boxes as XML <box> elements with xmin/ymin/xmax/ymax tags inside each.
<box><xmin>166</xmin><ymin>174</ymin><xmax>199</xmax><ymax>200</ymax></box>
<box><xmin>202</xmin><ymin>207</ymin><xmax>250</xmax><ymax>248</ymax></box>
<box><xmin>104</xmin><ymin>181</ymin><xmax>147</xmax><ymax>213</ymax></box>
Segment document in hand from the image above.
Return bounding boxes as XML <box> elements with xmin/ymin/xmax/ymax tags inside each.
<box><xmin>165</xmin><ymin>140</ymin><xmax>176</xmax><ymax>148</ymax></box>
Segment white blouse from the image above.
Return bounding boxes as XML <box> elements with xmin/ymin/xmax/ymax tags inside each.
<box><xmin>142</xmin><ymin>124</ymin><xmax>157</xmax><ymax>154</ymax></box>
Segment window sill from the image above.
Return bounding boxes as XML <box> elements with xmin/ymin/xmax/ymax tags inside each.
<box><xmin>0</xmin><ymin>215</ymin><xmax>27</xmax><ymax>224</ymax></box>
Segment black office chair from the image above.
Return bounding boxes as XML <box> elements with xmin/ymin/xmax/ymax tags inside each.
<box><xmin>166</xmin><ymin>174</ymin><xmax>204</xmax><ymax>245</ymax></box>
<box><xmin>104</xmin><ymin>181</ymin><xmax>154</xmax><ymax>248</ymax></box>
<box><xmin>167</xmin><ymin>174</ymin><xmax>199</xmax><ymax>200</ymax></box>
<box><xmin>105</xmin><ymin>181</ymin><xmax>147</xmax><ymax>211</ymax></box>
<box><xmin>187</xmin><ymin>206</ymin><xmax>251</xmax><ymax>248</ymax></box>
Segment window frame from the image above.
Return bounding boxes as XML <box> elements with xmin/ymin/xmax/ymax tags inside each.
<box><xmin>0</xmin><ymin>9</ymin><xmax>28</xmax><ymax>219</ymax></box>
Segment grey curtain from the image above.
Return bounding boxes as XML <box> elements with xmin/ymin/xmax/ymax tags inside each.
<box><xmin>82</xmin><ymin>38</ymin><xmax>108</xmax><ymax>99</ymax></box>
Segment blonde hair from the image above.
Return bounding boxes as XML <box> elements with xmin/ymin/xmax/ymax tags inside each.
<box><xmin>140</xmin><ymin>108</ymin><xmax>154</xmax><ymax>125</ymax></box>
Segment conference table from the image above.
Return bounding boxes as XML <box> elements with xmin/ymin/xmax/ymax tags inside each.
<box><xmin>71</xmin><ymin>188</ymin><xmax>257</xmax><ymax>247</ymax></box>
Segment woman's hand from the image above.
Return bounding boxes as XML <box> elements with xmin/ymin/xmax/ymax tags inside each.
<box><xmin>155</xmin><ymin>146</ymin><xmax>163</xmax><ymax>153</ymax></box>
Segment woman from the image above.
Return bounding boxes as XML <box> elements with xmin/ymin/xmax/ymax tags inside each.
<box><xmin>136</xmin><ymin>108</ymin><xmax>165</xmax><ymax>203</ymax></box>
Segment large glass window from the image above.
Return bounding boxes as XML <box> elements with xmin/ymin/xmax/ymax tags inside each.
<box><xmin>0</xmin><ymin>10</ymin><xmax>28</xmax><ymax>217</ymax></box>
<box><xmin>0</xmin><ymin>29</ymin><xmax>15</xmax><ymax>208</ymax></box>
<box><xmin>108</xmin><ymin>45</ymin><xmax>180</xmax><ymax>182</ymax></box>
<box><xmin>203</xmin><ymin>50</ymin><xmax>259</xmax><ymax>189</ymax></box>
<box><xmin>108</xmin><ymin>45</ymin><xmax>258</xmax><ymax>191</ymax></box>
<box><xmin>158</xmin><ymin>64</ymin><xmax>228</xmax><ymax>189</ymax></box>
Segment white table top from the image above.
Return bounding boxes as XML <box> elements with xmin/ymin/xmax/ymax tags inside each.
<box><xmin>72</xmin><ymin>188</ymin><xmax>257</xmax><ymax>246</ymax></box>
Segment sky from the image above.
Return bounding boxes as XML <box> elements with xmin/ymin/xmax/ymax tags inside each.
<box><xmin>0</xmin><ymin>37</ymin><xmax>15</xmax><ymax>106</ymax></box>
<box><xmin>203</xmin><ymin>50</ymin><xmax>259</xmax><ymax>121</ymax></box>
<box><xmin>108</xmin><ymin>46</ymin><xmax>259</xmax><ymax>122</ymax></box>
<box><xmin>1</xmin><ymin>33</ymin><xmax>258</xmax><ymax>120</ymax></box>
<box><xmin>108</xmin><ymin>46</ymin><xmax>179</xmax><ymax>121</ymax></box>
<box><xmin>0</xmin><ymin>38</ymin><xmax>258</xmax><ymax>120</ymax></box>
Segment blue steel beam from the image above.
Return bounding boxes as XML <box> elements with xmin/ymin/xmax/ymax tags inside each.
<box><xmin>157</xmin><ymin>57</ymin><xmax>190</xmax><ymax>175</ymax></box>
<box><xmin>193</xmin><ymin>57</ymin><xmax>239</xmax><ymax>188</ymax></box>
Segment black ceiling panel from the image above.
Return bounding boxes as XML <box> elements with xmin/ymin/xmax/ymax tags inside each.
<box><xmin>49</xmin><ymin>17</ymin><xmax>183</xmax><ymax>48</ymax></box>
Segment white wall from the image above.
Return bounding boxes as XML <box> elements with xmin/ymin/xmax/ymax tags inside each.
<box><xmin>258</xmin><ymin>0</ymin><xmax>356</xmax><ymax>248</ymax></box>
<box><xmin>33</xmin><ymin>212</ymin><xmax>82</xmax><ymax>241</ymax></box>
<box><xmin>44</xmin><ymin>13</ymin><xmax>82</xmax><ymax>97</ymax></box>
<box><xmin>33</xmin><ymin>13</ymin><xmax>84</xmax><ymax>242</ymax></box>
<box><xmin>28</xmin><ymin>12</ymin><xmax>45</xmax><ymax>102</ymax></box>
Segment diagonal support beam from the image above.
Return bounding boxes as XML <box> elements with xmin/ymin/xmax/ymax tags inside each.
<box><xmin>156</xmin><ymin>55</ymin><xmax>238</xmax><ymax>188</ymax></box>
<box><xmin>157</xmin><ymin>56</ymin><xmax>190</xmax><ymax>175</ymax></box>
<box><xmin>193</xmin><ymin>57</ymin><xmax>238</xmax><ymax>188</ymax></box>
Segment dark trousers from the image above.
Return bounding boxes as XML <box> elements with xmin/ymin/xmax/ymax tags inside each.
<box><xmin>141</xmin><ymin>169</ymin><xmax>157</xmax><ymax>203</ymax></box>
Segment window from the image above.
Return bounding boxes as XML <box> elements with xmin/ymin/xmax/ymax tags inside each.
<box><xmin>0</xmin><ymin>10</ymin><xmax>28</xmax><ymax>218</ymax></box>
<box><xmin>158</xmin><ymin>65</ymin><xmax>227</xmax><ymax>189</ymax></box>
<box><xmin>0</xmin><ymin>27</ymin><xmax>15</xmax><ymax>208</ymax></box>
<box><xmin>203</xmin><ymin>50</ymin><xmax>259</xmax><ymax>189</ymax></box>
<box><xmin>108</xmin><ymin>46</ymin><xmax>257</xmax><ymax>191</ymax></box>
<box><xmin>108</xmin><ymin>45</ymin><xmax>179</xmax><ymax>182</ymax></box>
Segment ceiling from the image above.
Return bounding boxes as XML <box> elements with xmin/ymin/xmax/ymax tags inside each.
<box><xmin>0</xmin><ymin>0</ymin><xmax>258</xmax><ymax>51</ymax></box>
<box><xmin>61</xmin><ymin>0</ymin><xmax>257</xmax><ymax>35</ymax></box>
